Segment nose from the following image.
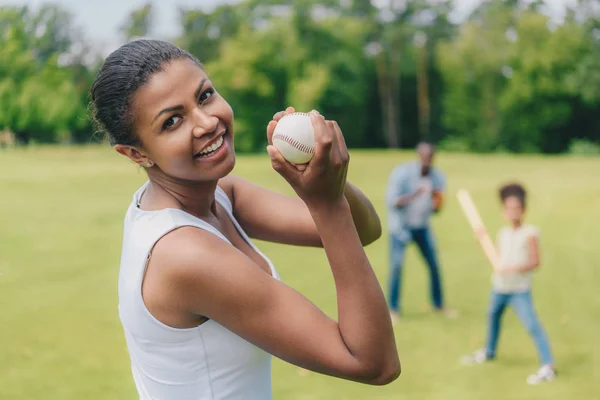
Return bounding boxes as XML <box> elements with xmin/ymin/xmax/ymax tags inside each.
<box><xmin>191</xmin><ymin>108</ymin><xmax>219</xmax><ymax>138</ymax></box>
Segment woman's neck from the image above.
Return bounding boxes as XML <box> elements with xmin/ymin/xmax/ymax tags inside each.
<box><xmin>145</xmin><ymin>174</ymin><xmax>219</xmax><ymax>218</ymax></box>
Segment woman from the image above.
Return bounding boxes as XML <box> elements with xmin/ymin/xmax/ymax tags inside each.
<box><xmin>90</xmin><ymin>39</ymin><xmax>399</xmax><ymax>400</ymax></box>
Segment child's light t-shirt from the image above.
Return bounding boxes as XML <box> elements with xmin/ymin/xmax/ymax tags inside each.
<box><xmin>492</xmin><ymin>224</ymin><xmax>540</xmax><ymax>293</ymax></box>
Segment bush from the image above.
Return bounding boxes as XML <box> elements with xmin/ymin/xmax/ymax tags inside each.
<box><xmin>437</xmin><ymin>136</ymin><xmax>471</xmax><ymax>152</ymax></box>
<box><xmin>568</xmin><ymin>139</ymin><xmax>600</xmax><ymax>156</ymax></box>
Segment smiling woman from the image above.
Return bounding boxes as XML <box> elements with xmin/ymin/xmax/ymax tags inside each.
<box><xmin>89</xmin><ymin>39</ymin><xmax>399</xmax><ymax>400</ymax></box>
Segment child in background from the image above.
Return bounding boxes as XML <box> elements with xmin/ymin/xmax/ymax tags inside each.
<box><xmin>462</xmin><ymin>183</ymin><xmax>556</xmax><ymax>384</ymax></box>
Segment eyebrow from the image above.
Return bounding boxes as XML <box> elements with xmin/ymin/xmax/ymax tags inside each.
<box><xmin>152</xmin><ymin>78</ymin><xmax>208</xmax><ymax>124</ymax></box>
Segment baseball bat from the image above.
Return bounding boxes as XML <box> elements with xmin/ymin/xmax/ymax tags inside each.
<box><xmin>456</xmin><ymin>189</ymin><xmax>500</xmax><ymax>271</ymax></box>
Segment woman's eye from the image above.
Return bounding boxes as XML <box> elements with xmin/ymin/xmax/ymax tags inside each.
<box><xmin>199</xmin><ymin>89</ymin><xmax>215</xmax><ymax>104</ymax></box>
<box><xmin>163</xmin><ymin>116</ymin><xmax>181</xmax><ymax>130</ymax></box>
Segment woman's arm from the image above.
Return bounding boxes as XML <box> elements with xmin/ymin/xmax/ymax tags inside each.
<box><xmin>219</xmin><ymin>107</ymin><xmax>381</xmax><ymax>247</ymax></box>
<box><xmin>219</xmin><ymin>176</ymin><xmax>381</xmax><ymax>247</ymax></box>
<box><xmin>152</xmin><ymin>222</ymin><xmax>399</xmax><ymax>384</ymax></box>
<box><xmin>152</xmin><ymin>111</ymin><xmax>399</xmax><ymax>384</ymax></box>
<box><xmin>344</xmin><ymin>182</ymin><xmax>382</xmax><ymax>244</ymax></box>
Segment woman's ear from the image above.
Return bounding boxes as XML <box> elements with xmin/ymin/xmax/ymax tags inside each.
<box><xmin>114</xmin><ymin>145</ymin><xmax>153</xmax><ymax>168</ymax></box>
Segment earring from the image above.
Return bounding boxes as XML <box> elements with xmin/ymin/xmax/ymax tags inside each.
<box><xmin>145</xmin><ymin>160</ymin><xmax>153</xmax><ymax>168</ymax></box>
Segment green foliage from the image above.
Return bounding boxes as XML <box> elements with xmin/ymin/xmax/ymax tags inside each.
<box><xmin>120</xmin><ymin>3</ymin><xmax>153</xmax><ymax>40</ymax></box>
<box><xmin>437</xmin><ymin>3</ymin><xmax>599</xmax><ymax>153</ymax></box>
<box><xmin>499</xmin><ymin>12</ymin><xmax>590</xmax><ymax>153</ymax></box>
<box><xmin>205</xmin><ymin>7</ymin><xmax>373</xmax><ymax>151</ymax></box>
<box><xmin>178</xmin><ymin>4</ymin><xmax>243</xmax><ymax>64</ymax></box>
<box><xmin>29</xmin><ymin>4</ymin><xmax>74</xmax><ymax>63</ymax></box>
<box><xmin>0</xmin><ymin>5</ymin><xmax>91</xmax><ymax>143</ymax></box>
<box><xmin>204</xmin><ymin>24</ymin><xmax>281</xmax><ymax>152</ymax></box>
<box><xmin>437</xmin><ymin>135</ymin><xmax>470</xmax><ymax>153</ymax></box>
<box><xmin>0</xmin><ymin>1</ymin><xmax>598</xmax><ymax>152</ymax></box>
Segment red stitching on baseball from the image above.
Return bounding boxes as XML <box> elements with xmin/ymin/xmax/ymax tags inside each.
<box><xmin>273</xmin><ymin>133</ymin><xmax>315</xmax><ymax>154</ymax></box>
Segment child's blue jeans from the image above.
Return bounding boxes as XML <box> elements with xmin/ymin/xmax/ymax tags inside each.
<box><xmin>485</xmin><ymin>290</ymin><xmax>554</xmax><ymax>365</ymax></box>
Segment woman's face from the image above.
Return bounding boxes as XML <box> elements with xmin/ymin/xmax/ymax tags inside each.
<box><xmin>130</xmin><ymin>58</ymin><xmax>235</xmax><ymax>182</ymax></box>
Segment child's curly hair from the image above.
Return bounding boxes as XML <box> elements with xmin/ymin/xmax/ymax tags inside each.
<box><xmin>499</xmin><ymin>183</ymin><xmax>527</xmax><ymax>208</ymax></box>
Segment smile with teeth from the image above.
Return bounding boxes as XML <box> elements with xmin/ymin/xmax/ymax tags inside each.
<box><xmin>196</xmin><ymin>135</ymin><xmax>224</xmax><ymax>157</ymax></box>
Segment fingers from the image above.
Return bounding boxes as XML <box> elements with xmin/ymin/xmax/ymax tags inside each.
<box><xmin>330</xmin><ymin>120</ymin><xmax>349</xmax><ymax>163</ymax></box>
<box><xmin>268</xmin><ymin>107</ymin><xmax>296</xmax><ymax>145</ymax></box>
<box><xmin>272</xmin><ymin>106</ymin><xmax>296</xmax><ymax>122</ymax></box>
<box><xmin>266</xmin><ymin>145</ymin><xmax>302</xmax><ymax>183</ymax></box>
<box><xmin>310</xmin><ymin>110</ymin><xmax>334</xmax><ymax>167</ymax></box>
<box><xmin>271</xmin><ymin>108</ymin><xmax>346</xmax><ymax>172</ymax></box>
<box><xmin>326</xmin><ymin>121</ymin><xmax>342</xmax><ymax>165</ymax></box>
<box><xmin>266</xmin><ymin>120</ymin><xmax>277</xmax><ymax>145</ymax></box>
<box><xmin>328</xmin><ymin>120</ymin><xmax>349</xmax><ymax>189</ymax></box>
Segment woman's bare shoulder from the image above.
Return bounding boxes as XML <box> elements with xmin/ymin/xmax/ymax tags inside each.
<box><xmin>218</xmin><ymin>175</ymin><xmax>237</xmax><ymax>200</ymax></box>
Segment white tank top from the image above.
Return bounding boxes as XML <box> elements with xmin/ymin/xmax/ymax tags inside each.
<box><xmin>118</xmin><ymin>182</ymin><xmax>279</xmax><ymax>400</ymax></box>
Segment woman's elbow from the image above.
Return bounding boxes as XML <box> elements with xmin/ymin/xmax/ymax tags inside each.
<box><xmin>369</xmin><ymin>360</ymin><xmax>401</xmax><ymax>386</ymax></box>
<box><xmin>360</xmin><ymin>356</ymin><xmax>401</xmax><ymax>386</ymax></box>
<box><xmin>361</xmin><ymin>218</ymin><xmax>383</xmax><ymax>246</ymax></box>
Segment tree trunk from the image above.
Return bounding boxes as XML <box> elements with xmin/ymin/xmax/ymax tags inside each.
<box><xmin>374</xmin><ymin>45</ymin><xmax>402</xmax><ymax>148</ymax></box>
<box><xmin>389</xmin><ymin>40</ymin><xmax>402</xmax><ymax>148</ymax></box>
<box><xmin>375</xmin><ymin>52</ymin><xmax>399</xmax><ymax>148</ymax></box>
<box><xmin>417</xmin><ymin>42</ymin><xmax>430</xmax><ymax>140</ymax></box>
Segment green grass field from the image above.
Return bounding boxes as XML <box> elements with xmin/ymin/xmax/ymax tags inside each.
<box><xmin>0</xmin><ymin>146</ymin><xmax>598</xmax><ymax>399</ymax></box>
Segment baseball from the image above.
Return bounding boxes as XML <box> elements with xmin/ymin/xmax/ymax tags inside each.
<box><xmin>272</xmin><ymin>112</ymin><xmax>316</xmax><ymax>164</ymax></box>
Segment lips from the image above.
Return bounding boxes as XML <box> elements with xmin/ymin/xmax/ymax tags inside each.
<box><xmin>194</xmin><ymin>132</ymin><xmax>226</xmax><ymax>158</ymax></box>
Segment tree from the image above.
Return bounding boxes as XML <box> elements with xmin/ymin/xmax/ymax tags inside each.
<box><xmin>193</xmin><ymin>1</ymin><xmax>373</xmax><ymax>151</ymax></box>
<box><xmin>568</xmin><ymin>0</ymin><xmax>600</xmax><ymax>106</ymax></box>
<box><xmin>0</xmin><ymin>5</ymin><xmax>88</xmax><ymax>143</ymax></box>
<box><xmin>438</xmin><ymin>1</ymin><xmax>596</xmax><ymax>153</ymax></box>
<box><xmin>29</xmin><ymin>4</ymin><xmax>74</xmax><ymax>63</ymax></box>
<box><xmin>499</xmin><ymin>11</ymin><xmax>590</xmax><ymax>152</ymax></box>
<box><xmin>437</xmin><ymin>1</ymin><xmax>514</xmax><ymax>152</ymax></box>
<box><xmin>356</xmin><ymin>0</ymin><xmax>455</xmax><ymax>147</ymax></box>
<box><xmin>120</xmin><ymin>3</ymin><xmax>153</xmax><ymax>40</ymax></box>
<box><xmin>178</xmin><ymin>4</ymin><xmax>243</xmax><ymax>64</ymax></box>
<box><xmin>415</xmin><ymin>32</ymin><xmax>430</xmax><ymax>140</ymax></box>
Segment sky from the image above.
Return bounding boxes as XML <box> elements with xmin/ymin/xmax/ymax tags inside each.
<box><xmin>0</xmin><ymin>0</ymin><xmax>575</xmax><ymax>53</ymax></box>
<box><xmin>0</xmin><ymin>0</ymin><xmax>239</xmax><ymax>51</ymax></box>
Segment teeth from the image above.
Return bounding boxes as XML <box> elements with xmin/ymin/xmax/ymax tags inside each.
<box><xmin>198</xmin><ymin>136</ymin><xmax>224</xmax><ymax>156</ymax></box>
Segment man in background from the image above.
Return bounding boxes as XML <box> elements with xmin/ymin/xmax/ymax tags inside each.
<box><xmin>386</xmin><ymin>142</ymin><xmax>455</xmax><ymax>322</ymax></box>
